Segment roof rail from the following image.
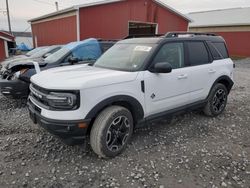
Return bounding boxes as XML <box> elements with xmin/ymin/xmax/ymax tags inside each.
<box><xmin>165</xmin><ymin>32</ymin><xmax>217</xmax><ymax>38</ymax></box>
<box><xmin>124</xmin><ymin>34</ymin><xmax>164</xmax><ymax>39</ymax></box>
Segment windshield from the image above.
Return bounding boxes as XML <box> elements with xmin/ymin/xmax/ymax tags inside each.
<box><xmin>44</xmin><ymin>47</ymin><xmax>70</xmax><ymax>63</ymax></box>
<box><xmin>30</xmin><ymin>47</ymin><xmax>50</xmax><ymax>58</ymax></box>
<box><xmin>94</xmin><ymin>43</ymin><xmax>156</xmax><ymax>71</ymax></box>
<box><xmin>26</xmin><ymin>47</ymin><xmax>46</xmax><ymax>57</ymax></box>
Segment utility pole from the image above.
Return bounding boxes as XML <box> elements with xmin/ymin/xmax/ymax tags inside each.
<box><xmin>5</xmin><ymin>0</ymin><xmax>12</xmax><ymax>34</ymax></box>
<box><xmin>55</xmin><ymin>2</ymin><xmax>59</xmax><ymax>11</ymax></box>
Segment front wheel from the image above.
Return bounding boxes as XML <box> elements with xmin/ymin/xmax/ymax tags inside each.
<box><xmin>90</xmin><ymin>106</ymin><xmax>134</xmax><ymax>158</ymax></box>
<box><xmin>203</xmin><ymin>83</ymin><xmax>228</xmax><ymax>117</ymax></box>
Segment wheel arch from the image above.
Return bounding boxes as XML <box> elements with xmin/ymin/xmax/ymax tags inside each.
<box><xmin>85</xmin><ymin>95</ymin><xmax>144</xmax><ymax>130</ymax></box>
<box><xmin>211</xmin><ymin>75</ymin><xmax>234</xmax><ymax>94</ymax></box>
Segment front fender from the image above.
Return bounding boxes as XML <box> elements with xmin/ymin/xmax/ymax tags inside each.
<box><xmin>85</xmin><ymin>95</ymin><xmax>144</xmax><ymax>123</ymax></box>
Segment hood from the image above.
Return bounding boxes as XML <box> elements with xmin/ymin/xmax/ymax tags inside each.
<box><xmin>7</xmin><ymin>57</ymin><xmax>46</xmax><ymax>70</ymax></box>
<box><xmin>6</xmin><ymin>55</ymin><xmax>27</xmax><ymax>61</ymax></box>
<box><xmin>1</xmin><ymin>55</ymin><xmax>28</xmax><ymax>68</ymax></box>
<box><xmin>31</xmin><ymin>64</ymin><xmax>139</xmax><ymax>90</ymax></box>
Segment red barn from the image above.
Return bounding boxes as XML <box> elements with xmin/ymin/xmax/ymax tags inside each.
<box><xmin>0</xmin><ymin>31</ymin><xmax>15</xmax><ymax>61</ymax></box>
<box><xmin>29</xmin><ymin>0</ymin><xmax>190</xmax><ymax>47</ymax></box>
<box><xmin>188</xmin><ymin>7</ymin><xmax>250</xmax><ymax>57</ymax></box>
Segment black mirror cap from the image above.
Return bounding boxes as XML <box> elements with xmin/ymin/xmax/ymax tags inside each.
<box><xmin>151</xmin><ymin>62</ymin><xmax>172</xmax><ymax>73</ymax></box>
<box><xmin>68</xmin><ymin>57</ymin><xmax>79</xmax><ymax>64</ymax></box>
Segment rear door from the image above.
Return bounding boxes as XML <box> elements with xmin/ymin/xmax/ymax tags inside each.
<box><xmin>184</xmin><ymin>41</ymin><xmax>213</xmax><ymax>103</ymax></box>
<box><xmin>207</xmin><ymin>41</ymin><xmax>234</xmax><ymax>89</ymax></box>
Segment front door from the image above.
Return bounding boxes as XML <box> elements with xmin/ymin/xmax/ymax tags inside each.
<box><xmin>144</xmin><ymin>42</ymin><xmax>191</xmax><ymax>117</ymax></box>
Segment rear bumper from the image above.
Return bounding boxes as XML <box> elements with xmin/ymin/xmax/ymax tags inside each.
<box><xmin>27</xmin><ymin>99</ymin><xmax>91</xmax><ymax>145</ymax></box>
<box><xmin>0</xmin><ymin>78</ymin><xmax>29</xmax><ymax>99</ymax></box>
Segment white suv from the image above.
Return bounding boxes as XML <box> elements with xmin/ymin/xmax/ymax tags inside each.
<box><xmin>28</xmin><ymin>32</ymin><xmax>234</xmax><ymax>158</ymax></box>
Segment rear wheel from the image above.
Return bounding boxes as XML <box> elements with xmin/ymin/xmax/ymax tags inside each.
<box><xmin>203</xmin><ymin>83</ymin><xmax>228</xmax><ymax>116</ymax></box>
<box><xmin>90</xmin><ymin>106</ymin><xmax>133</xmax><ymax>158</ymax></box>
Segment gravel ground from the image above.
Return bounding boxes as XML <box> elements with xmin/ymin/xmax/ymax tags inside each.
<box><xmin>0</xmin><ymin>59</ymin><xmax>250</xmax><ymax>188</ymax></box>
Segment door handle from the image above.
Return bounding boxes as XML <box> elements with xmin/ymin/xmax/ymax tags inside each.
<box><xmin>208</xmin><ymin>69</ymin><xmax>216</xmax><ymax>73</ymax></box>
<box><xmin>178</xmin><ymin>74</ymin><xmax>188</xmax><ymax>79</ymax></box>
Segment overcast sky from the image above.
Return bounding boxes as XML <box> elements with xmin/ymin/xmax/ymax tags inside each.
<box><xmin>1</xmin><ymin>0</ymin><xmax>250</xmax><ymax>32</ymax></box>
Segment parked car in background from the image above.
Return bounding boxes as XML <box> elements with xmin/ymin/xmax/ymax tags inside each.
<box><xmin>0</xmin><ymin>46</ymin><xmax>60</xmax><ymax>73</ymax></box>
<box><xmin>0</xmin><ymin>46</ymin><xmax>48</xmax><ymax>71</ymax></box>
<box><xmin>0</xmin><ymin>38</ymin><xmax>116</xmax><ymax>99</ymax></box>
<box><xmin>0</xmin><ymin>45</ymin><xmax>62</xmax><ymax>98</ymax></box>
<box><xmin>1</xmin><ymin>46</ymin><xmax>48</xmax><ymax>63</ymax></box>
<box><xmin>28</xmin><ymin>32</ymin><xmax>234</xmax><ymax>158</ymax></box>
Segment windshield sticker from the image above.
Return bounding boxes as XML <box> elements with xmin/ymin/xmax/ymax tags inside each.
<box><xmin>134</xmin><ymin>46</ymin><xmax>152</xmax><ymax>52</ymax></box>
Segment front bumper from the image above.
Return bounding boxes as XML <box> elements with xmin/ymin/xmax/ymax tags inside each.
<box><xmin>0</xmin><ymin>78</ymin><xmax>29</xmax><ymax>99</ymax></box>
<box><xmin>27</xmin><ymin>99</ymin><xmax>91</xmax><ymax>145</ymax></box>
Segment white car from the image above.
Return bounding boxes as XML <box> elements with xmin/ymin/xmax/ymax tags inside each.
<box><xmin>28</xmin><ymin>32</ymin><xmax>234</xmax><ymax>158</ymax></box>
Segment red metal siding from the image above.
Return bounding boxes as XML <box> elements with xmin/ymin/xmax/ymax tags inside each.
<box><xmin>79</xmin><ymin>0</ymin><xmax>188</xmax><ymax>40</ymax></box>
<box><xmin>0</xmin><ymin>39</ymin><xmax>6</xmax><ymax>61</ymax></box>
<box><xmin>156</xmin><ymin>4</ymin><xmax>188</xmax><ymax>33</ymax></box>
<box><xmin>31</xmin><ymin>15</ymin><xmax>77</xmax><ymax>47</ymax></box>
<box><xmin>0</xmin><ymin>32</ymin><xmax>15</xmax><ymax>41</ymax></box>
<box><xmin>216</xmin><ymin>31</ymin><xmax>250</xmax><ymax>57</ymax></box>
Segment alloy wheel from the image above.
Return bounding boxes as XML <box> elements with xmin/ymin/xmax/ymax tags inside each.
<box><xmin>106</xmin><ymin>116</ymin><xmax>131</xmax><ymax>152</ymax></box>
<box><xmin>212</xmin><ymin>88</ymin><xmax>227</xmax><ymax>113</ymax></box>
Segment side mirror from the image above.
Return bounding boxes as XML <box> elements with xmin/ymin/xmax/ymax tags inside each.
<box><xmin>151</xmin><ymin>62</ymin><xmax>172</xmax><ymax>73</ymax></box>
<box><xmin>68</xmin><ymin>57</ymin><xmax>79</xmax><ymax>64</ymax></box>
<box><xmin>43</xmin><ymin>53</ymin><xmax>51</xmax><ymax>58</ymax></box>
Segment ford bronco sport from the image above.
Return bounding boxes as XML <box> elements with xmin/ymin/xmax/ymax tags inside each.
<box><xmin>28</xmin><ymin>32</ymin><xmax>234</xmax><ymax>158</ymax></box>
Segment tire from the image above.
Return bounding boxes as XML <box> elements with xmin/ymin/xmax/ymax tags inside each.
<box><xmin>90</xmin><ymin>105</ymin><xmax>134</xmax><ymax>158</ymax></box>
<box><xmin>203</xmin><ymin>83</ymin><xmax>228</xmax><ymax>117</ymax></box>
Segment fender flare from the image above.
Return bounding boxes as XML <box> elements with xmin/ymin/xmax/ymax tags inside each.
<box><xmin>85</xmin><ymin>95</ymin><xmax>144</xmax><ymax>122</ymax></box>
<box><xmin>210</xmin><ymin>75</ymin><xmax>234</xmax><ymax>95</ymax></box>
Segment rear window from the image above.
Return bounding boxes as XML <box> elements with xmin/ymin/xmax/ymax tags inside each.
<box><xmin>187</xmin><ymin>42</ymin><xmax>210</xmax><ymax>66</ymax></box>
<box><xmin>212</xmin><ymin>42</ymin><xmax>229</xmax><ymax>58</ymax></box>
<box><xmin>207</xmin><ymin>42</ymin><xmax>222</xmax><ymax>60</ymax></box>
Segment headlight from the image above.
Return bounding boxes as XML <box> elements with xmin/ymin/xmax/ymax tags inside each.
<box><xmin>46</xmin><ymin>92</ymin><xmax>78</xmax><ymax>110</ymax></box>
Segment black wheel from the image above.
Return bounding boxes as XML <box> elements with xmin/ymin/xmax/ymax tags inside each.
<box><xmin>90</xmin><ymin>106</ymin><xmax>133</xmax><ymax>158</ymax></box>
<box><xmin>203</xmin><ymin>83</ymin><xmax>228</xmax><ymax>116</ymax></box>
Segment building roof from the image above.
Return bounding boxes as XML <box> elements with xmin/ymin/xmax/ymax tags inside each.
<box><xmin>0</xmin><ymin>31</ymin><xmax>15</xmax><ymax>41</ymax></box>
<box><xmin>153</xmin><ymin>0</ymin><xmax>191</xmax><ymax>21</ymax></box>
<box><xmin>29</xmin><ymin>0</ymin><xmax>191</xmax><ymax>22</ymax></box>
<box><xmin>12</xmin><ymin>32</ymin><xmax>32</xmax><ymax>38</ymax></box>
<box><xmin>188</xmin><ymin>7</ymin><xmax>250</xmax><ymax>28</ymax></box>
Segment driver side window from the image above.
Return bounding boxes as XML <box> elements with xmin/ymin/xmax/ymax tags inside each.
<box><xmin>153</xmin><ymin>43</ymin><xmax>184</xmax><ymax>69</ymax></box>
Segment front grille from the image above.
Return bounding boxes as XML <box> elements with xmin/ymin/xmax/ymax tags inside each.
<box><xmin>30</xmin><ymin>84</ymin><xmax>50</xmax><ymax>109</ymax></box>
